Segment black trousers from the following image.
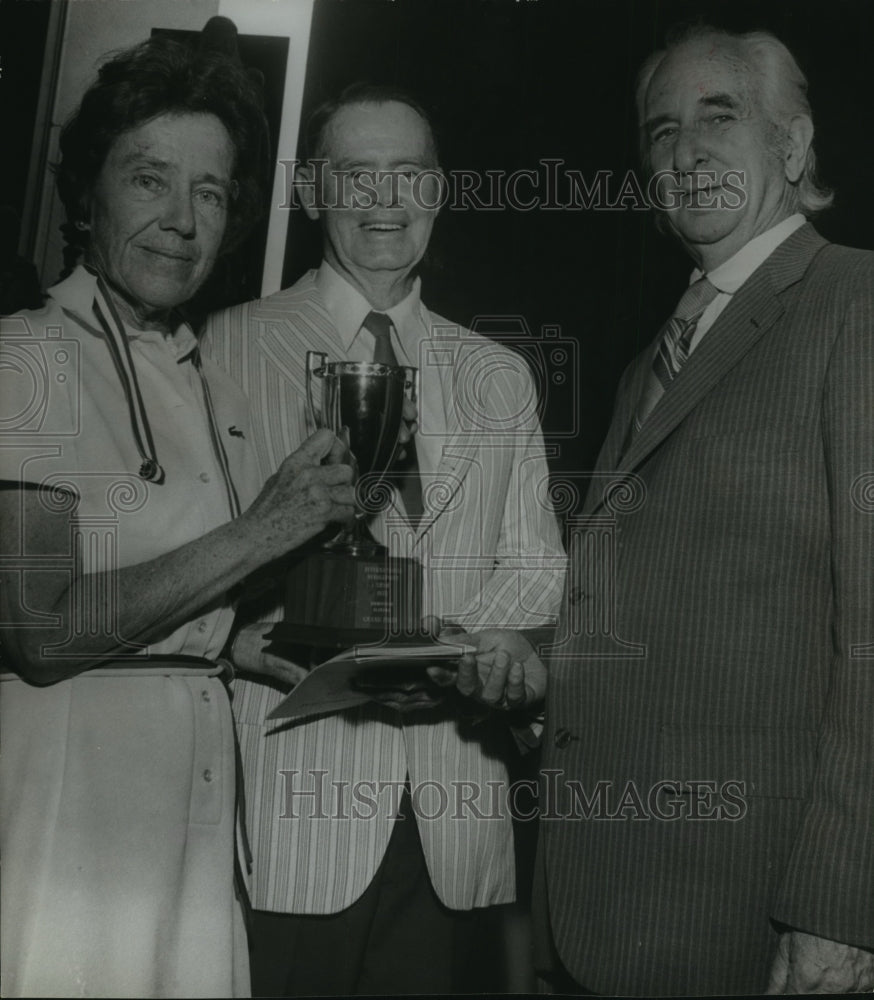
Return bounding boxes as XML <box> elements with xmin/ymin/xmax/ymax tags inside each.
<box><xmin>249</xmin><ymin>789</ymin><xmax>504</xmax><ymax>996</ymax></box>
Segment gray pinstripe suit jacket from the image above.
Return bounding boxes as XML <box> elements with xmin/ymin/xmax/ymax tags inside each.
<box><xmin>536</xmin><ymin>225</ymin><xmax>874</xmax><ymax>995</ymax></box>
<box><xmin>203</xmin><ymin>272</ymin><xmax>565</xmax><ymax>913</ymax></box>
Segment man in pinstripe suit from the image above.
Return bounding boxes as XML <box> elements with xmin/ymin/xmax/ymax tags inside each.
<box><xmin>460</xmin><ymin>24</ymin><xmax>874</xmax><ymax>996</ymax></box>
<box><xmin>202</xmin><ymin>85</ymin><xmax>565</xmax><ymax>994</ymax></box>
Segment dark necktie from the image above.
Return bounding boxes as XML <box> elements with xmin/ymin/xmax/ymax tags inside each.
<box><xmin>634</xmin><ymin>276</ymin><xmax>719</xmax><ymax>431</ymax></box>
<box><xmin>364</xmin><ymin>309</ymin><xmax>399</xmax><ymax>367</ymax></box>
<box><xmin>362</xmin><ymin>310</ymin><xmax>424</xmax><ymax>526</ymax></box>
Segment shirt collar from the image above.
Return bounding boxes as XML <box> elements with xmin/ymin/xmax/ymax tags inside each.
<box><xmin>315</xmin><ymin>260</ymin><xmax>425</xmax><ymax>361</ymax></box>
<box><xmin>47</xmin><ymin>263</ymin><xmax>101</xmax><ymax>317</ymax></box>
<box><xmin>47</xmin><ymin>263</ymin><xmax>197</xmax><ymax>358</ymax></box>
<box><xmin>691</xmin><ymin>213</ymin><xmax>806</xmax><ymax>293</ymax></box>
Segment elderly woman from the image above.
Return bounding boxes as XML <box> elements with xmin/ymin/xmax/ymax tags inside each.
<box><xmin>0</xmin><ymin>38</ymin><xmax>354</xmax><ymax>998</ymax></box>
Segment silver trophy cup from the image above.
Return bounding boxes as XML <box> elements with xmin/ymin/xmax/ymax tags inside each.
<box><xmin>305</xmin><ymin>351</ymin><xmax>418</xmax><ymax>554</ymax></box>
<box><xmin>275</xmin><ymin>354</ymin><xmax>425</xmax><ymax>645</ymax></box>
<box><xmin>282</xmin><ymin>351</ymin><xmax>422</xmax><ymax>642</ymax></box>
<box><xmin>283</xmin><ymin>351</ymin><xmax>422</xmax><ymax>646</ymax></box>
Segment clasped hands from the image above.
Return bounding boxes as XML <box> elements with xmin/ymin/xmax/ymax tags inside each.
<box><xmin>232</xmin><ymin>617</ymin><xmax>546</xmax><ymax>716</ymax></box>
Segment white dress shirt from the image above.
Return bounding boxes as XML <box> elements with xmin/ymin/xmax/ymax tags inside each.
<box><xmin>688</xmin><ymin>213</ymin><xmax>807</xmax><ymax>352</ymax></box>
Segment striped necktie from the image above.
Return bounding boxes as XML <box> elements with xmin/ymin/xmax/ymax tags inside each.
<box><xmin>634</xmin><ymin>276</ymin><xmax>719</xmax><ymax>431</ymax></box>
<box><xmin>362</xmin><ymin>311</ymin><xmax>424</xmax><ymax>526</ymax></box>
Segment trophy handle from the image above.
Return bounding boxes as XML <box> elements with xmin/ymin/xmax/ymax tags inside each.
<box><xmin>306</xmin><ymin>351</ymin><xmax>327</xmax><ymax>431</ymax></box>
<box><xmin>403</xmin><ymin>366</ymin><xmax>419</xmax><ymax>405</ymax></box>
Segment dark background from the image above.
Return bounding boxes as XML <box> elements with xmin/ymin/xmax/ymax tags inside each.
<box><xmin>286</xmin><ymin>0</ymin><xmax>874</xmax><ymax>474</ymax></box>
<box><xmin>4</xmin><ymin>0</ymin><xmax>873</xmax><ymax>943</ymax></box>
<box><xmin>6</xmin><ymin>0</ymin><xmax>874</xmax><ymax>475</ymax></box>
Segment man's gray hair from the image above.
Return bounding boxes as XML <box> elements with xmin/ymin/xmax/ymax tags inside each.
<box><xmin>636</xmin><ymin>25</ymin><xmax>833</xmax><ymax>217</ymax></box>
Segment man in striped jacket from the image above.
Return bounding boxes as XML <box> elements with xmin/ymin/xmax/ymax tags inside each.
<box><xmin>203</xmin><ymin>83</ymin><xmax>565</xmax><ymax>995</ymax></box>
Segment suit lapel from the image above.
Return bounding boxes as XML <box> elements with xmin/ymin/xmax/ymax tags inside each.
<box><xmin>618</xmin><ymin>281</ymin><xmax>784</xmax><ymax>473</ymax></box>
<box><xmin>587</xmin><ymin>225</ymin><xmax>828</xmax><ymax>515</ymax></box>
<box><xmin>413</xmin><ymin>332</ymin><xmax>480</xmax><ymax>539</ymax></box>
<box><xmin>580</xmin><ymin>358</ymin><xmax>648</xmax><ymax>517</ymax></box>
<box><xmin>607</xmin><ymin>359</ymin><xmax>648</xmax><ymax>467</ymax></box>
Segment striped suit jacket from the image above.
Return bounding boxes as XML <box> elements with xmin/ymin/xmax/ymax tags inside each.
<box><xmin>203</xmin><ymin>271</ymin><xmax>565</xmax><ymax>912</ymax></box>
<box><xmin>536</xmin><ymin>225</ymin><xmax>874</xmax><ymax>995</ymax></box>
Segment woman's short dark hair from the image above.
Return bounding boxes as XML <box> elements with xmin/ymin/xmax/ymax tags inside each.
<box><xmin>57</xmin><ymin>36</ymin><xmax>269</xmax><ymax>252</ymax></box>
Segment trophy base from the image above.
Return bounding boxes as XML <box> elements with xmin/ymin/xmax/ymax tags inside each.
<box><xmin>284</xmin><ymin>549</ymin><xmax>423</xmax><ymax>647</ymax></box>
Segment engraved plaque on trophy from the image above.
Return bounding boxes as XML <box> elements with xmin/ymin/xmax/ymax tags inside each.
<box><xmin>282</xmin><ymin>351</ymin><xmax>423</xmax><ymax>645</ymax></box>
